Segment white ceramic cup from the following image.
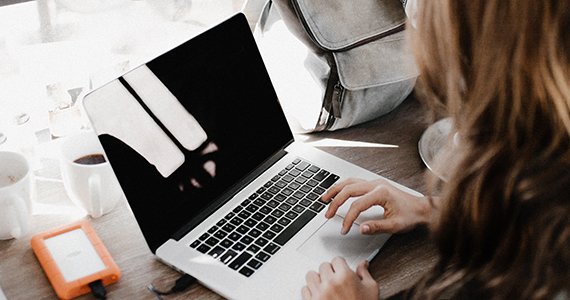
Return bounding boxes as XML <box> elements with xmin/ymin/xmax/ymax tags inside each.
<box><xmin>60</xmin><ymin>131</ymin><xmax>122</xmax><ymax>218</ymax></box>
<box><xmin>0</xmin><ymin>151</ymin><xmax>33</xmax><ymax>240</ymax></box>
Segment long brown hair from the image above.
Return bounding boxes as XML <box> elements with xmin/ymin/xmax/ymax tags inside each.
<box><xmin>409</xmin><ymin>0</ymin><xmax>570</xmax><ymax>299</ymax></box>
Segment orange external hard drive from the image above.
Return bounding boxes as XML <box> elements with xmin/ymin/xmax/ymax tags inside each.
<box><xmin>31</xmin><ymin>220</ymin><xmax>121</xmax><ymax>299</ymax></box>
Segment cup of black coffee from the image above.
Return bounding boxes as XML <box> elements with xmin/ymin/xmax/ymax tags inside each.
<box><xmin>60</xmin><ymin>131</ymin><xmax>123</xmax><ymax>218</ymax></box>
<box><xmin>74</xmin><ymin>154</ymin><xmax>106</xmax><ymax>165</ymax></box>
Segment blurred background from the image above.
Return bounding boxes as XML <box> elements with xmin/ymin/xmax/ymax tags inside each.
<box><xmin>0</xmin><ymin>0</ymin><xmax>244</xmax><ymax>160</ymax></box>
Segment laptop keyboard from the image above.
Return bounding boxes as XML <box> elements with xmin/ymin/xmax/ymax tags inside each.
<box><xmin>189</xmin><ymin>158</ymin><xmax>339</xmax><ymax>277</ymax></box>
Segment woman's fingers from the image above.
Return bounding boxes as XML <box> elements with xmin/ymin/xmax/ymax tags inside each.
<box><xmin>340</xmin><ymin>184</ymin><xmax>391</xmax><ymax>234</ymax></box>
<box><xmin>302</xmin><ymin>257</ymin><xmax>379</xmax><ymax>300</ymax></box>
<box><xmin>355</xmin><ymin>260</ymin><xmax>372</xmax><ymax>281</ymax></box>
<box><xmin>323</xmin><ymin>178</ymin><xmax>376</xmax><ymax>219</ymax></box>
<box><xmin>301</xmin><ymin>286</ymin><xmax>311</xmax><ymax>300</ymax></box>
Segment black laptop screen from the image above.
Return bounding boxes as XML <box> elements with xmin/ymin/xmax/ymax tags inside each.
<box><xmin>84</xmin><ymin>14</ymin><xmax>294</xmax><ymax>252</ymax></box>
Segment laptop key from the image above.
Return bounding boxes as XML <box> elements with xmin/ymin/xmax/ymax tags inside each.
<box><xmin>286</xmin><ymin>197</ymin><xmax>298</xmax><ymax>205</ymax></box>
<box><xmin>299</xmin><ymin>185</ymin><xmax>312</xmax><ymax>193</ymax></box>
<box><xmin>271</xmin><ymin>209</ymin><xmax>284</xmax><ymax>218</ymax></box>
<box><xmin>281</xmin><ymin>187</ymin><xmax>293</xmax><ymax>196</ymax></box>
<box><xmin>247</xmin><ymin>259</ymin><xmax>263</xmax><ymax>269</ymax></box>
<box><xmin>293</xmin><ymin>191</ymin><xmax>306</xmax><ymax>199</ymax></box>
<box><xmin>309</xmin><ymin>202</ymin><xmax>325</xmax><ymax>213</ymax></box>
<box><xmin>274</xmin><ymin>210</ymin><xmax>317</xmax><ymax>246</ymax></box>
<box><xmin>255</xmin><ymin>252</ymin><xmax>271</xmax><ymax>262</ymax></box>
<box><xmin>190</xmin><ymin>240</ymin><xmax>201</xmax><ymax>248</ymax></box>
<box><xmin>253</xmin><ymin>199</ymin><xmax>266</xmax><ymax>207</ymax></box>
<box><xmin>278</xmin><ymin>203</ymin><xmax>292</xmax><ymax>212</ymax></box>
<box><xmin>220</xmin><ymin>250</ymin><xmax>238</xmax><ymax>264</ymax></box>
<box><xmin>306</xmin><ymin>179</ymin><xmax>318</xmax><ymax>187</ymax></box>
<box><xmin>229</xmin><ymin>252</ymin><xmax>252</xmax><ymax>270</ymax></box>
<box><xmin>244</xmin><ymin>219</ymin><xmax>258</xmax><ymax>228</ymax></box>
<box><xmin>199</xmin><ymin>233</ymin><xmax>209</xmax><ymax>241</ymax></box>
<box><xmin>220</xmin><ymin>239</ymin><xmax>234</xmax><ymax>248</ymax></box>
<box><xmin>222</xmin><ymin>224</ymin><xmax>236</xmax><ymax>232</ymax></box>
<box><xmin>295</xmin><ymin>161</ymin><xmax>310</xmax><ymax>171</ymax></box>
<box><xmin>289</xmin><ymin>169</ymin><xmax>301</xmax><ymax>177</ymax></box>
<box><xmin>278</xmin><ymin>217</ymin><xmax>291</xmax><ymax>226</ymax></box>
<box><xmin>228</xmin><ymin>232</ymin><xmax>242</xmax><ymax>241</ymax></box>
<box><xmin>313</xmin><ymin>186</ymin><xmax>326</xmax><ymax>195</ymax></box>
<box><xmin>274</xmin><ymin>194</ymin><xmax>287</xmax><ymax>202</ymax></box>
<box><xmin>264</xmin><ymin>243</ymin><xmax>280</xmax><ymax>255</ymax></box>
<box><xmin>288</xmin><ymin>182</ymin><xmax>301</xmax><ymax>190</ymax></box>
<box><xmin>237</xmin><ymin>225</ymin><xmax>249</xmax><ymax>234</ymax></box>
<box><xmin>256</xmin><ymin>222</ymin><xmax>269</xmax><ymax>231</ymax></box>
<box><xmin>254</xmin><ymin>237</ymin><xmax>269</xmax><ymax>247</ymax></box>
<box><xmin>214</xmin><ymin>231</ymin><xmax>228</xmax><ymax>239</ymax></box>
<box><xmin>309</xmin><ymin>165</ymin><xmax>320</xmax><ymax>173</ymax></box>
<box><xmin>295</xmin><ymin>177</ymin><xmax>308</xmax><ymax>185</ymax></box>
<box><xmin>259</xmin><ymin>206</ymin><xmax>272</xmax><ymax>214</ymax></box>
<box><xmin>292</xmin><ymin>205</ymin><xmax>305</xmax><ymax>213</ymax></box>
<box><xmin>247</xmin><ymin>244</ymin><xmax>261</xmax><ymax>253</ymax></box>
<box><xmin>262</xmin><ymin>230</ymin><xmax>276</xmax><ymax>240</ymax></box>
<box><xmin>248</xmin><ymin>228</ymin><xmax>262</xmax><ymax>238</ymax></box>
<box><xmin>245</xmin><ymin>204</ymin><xmax>259</xmax><ymax>213</ymax></box>
<box><xmin>230</xmin><ymin>217</ymin><xmax>244</xmax><ymax>226</ymax></box>
<box><xmin>197</xmin><ymin>244</ymin><xmax>211</xmax><ymax>254</ymax></box>
<box><xmin>205</xmin><ymin>237</ymin><xmax>220</xmax><ymax>247</ymax></box>
<box><xmin>232</xmin><ymin>242</ymin><xmax>246</xmax><ymax>251</ymax></box>
<box><xmin>239</xmin><ymin>267</ymin><xmax>255</xmax><ymax>277</ymax></box>
<box><xmin>241</xmin><ymin>236</ymin><xmax>254</xmax><ymax>245</ymax></box>
<box><xmin>269</xmin><ymin>224</ymin><xmax>284</xmax><ymax>233</ymax></box>
<box><xmin>208</xmin><ymin>246</ymin><xmax>225</xmax><ymax>259</ymax></box>
<box><xmin>275</xmin><ymin>180</ymin><xmax>287</xmax><ymax>188</ymax></box>
<box><xmin>306</xmin><ymin>192</ymin><xmax>319</xmax><ymax>201</ymax></box>
<box><xmin>285</xmin><ymin>211</ymin><xmax>299</xmax><ymax>220</ymax></box>
<box><xmin>252</xmin><ymin>212</ymin><xmax>265</xmax><ymax>221</ymax></box>
<box><xmin>313</xmin><ymin>170</ymin><xmax>330</xmax><ymax>181</ymax></box>
<box><xmin>319</xmin><ymin>174</ymin><xmax>340</xmax><ymax>188</ymax></box>
<box><xmin>263</xmin><ymin>215</ymin><xmax>277</xmax><ymax>224</ymax></box>
<box><xmin>269</xmin><ymin>187</ymin><xmax>281</xmax><ymax>194</ymax></box>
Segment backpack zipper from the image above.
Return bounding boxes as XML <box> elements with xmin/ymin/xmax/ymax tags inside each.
<box><xmin>331</xmin><ymin>82</ymin><xmax>344</xmax><ymax>119</ymax></box>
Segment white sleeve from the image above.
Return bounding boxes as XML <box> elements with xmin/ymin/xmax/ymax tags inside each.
<box><xmin>402</xmin><ymin>0</ymin><xmax>419</xmax><ymax>28</ymax></box>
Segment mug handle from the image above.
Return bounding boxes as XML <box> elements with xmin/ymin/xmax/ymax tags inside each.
<box><xmin>9</xmin><ymin>195</ymin><xmax>30</xmax><ymax>239</ymax></box>
<box><xmin>88</xmin><ymin>174</ymin><xmax>103</xmax><ymax>218</ymax></box>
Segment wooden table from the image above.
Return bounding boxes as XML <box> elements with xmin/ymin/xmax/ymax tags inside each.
<box><xmin>0</xmin><ymin>93</ymin><xmax>438</xmax><ymax>299</ymax></box>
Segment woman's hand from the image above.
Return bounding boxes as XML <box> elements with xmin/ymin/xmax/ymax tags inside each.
<box><xmin>321</xmin><ymin>178</ymin><xmax>433</xmax><ymax>235</ymax></box>
<box><xmin>302</xmin><ymin>257</ymin><xmax>379</xmax><ymax>300</ymax></box>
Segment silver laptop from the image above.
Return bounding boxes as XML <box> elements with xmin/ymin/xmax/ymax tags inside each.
<box><xmin>82</xmin><ymin>13</ymin><xmax>422</xmax><ymax>300</ymax></box>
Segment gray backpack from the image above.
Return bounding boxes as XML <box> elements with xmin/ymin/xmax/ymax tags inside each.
<box><xmin>256</xmin><ymin>0</ymin><xmax>418</xmax><ymax>132</ymax></box>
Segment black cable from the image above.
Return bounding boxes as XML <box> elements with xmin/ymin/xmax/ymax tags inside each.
<box><xmin>149</xmin><ymin>274</ymin><xmax>196</xmax><ymax>297</ymax></box>
<box><xmin>89</xmin><ymin>280</ymin><xmax>107</xmax><ymax>300</ymax></box>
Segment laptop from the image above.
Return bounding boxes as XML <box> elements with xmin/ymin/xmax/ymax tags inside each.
<box><xmin>82</xmin><ymin>13</ymin><xmax>422</xmax><ymax>300</ymax></box>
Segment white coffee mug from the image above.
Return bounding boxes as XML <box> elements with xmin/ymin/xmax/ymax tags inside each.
<box><xmin>0</xmin><ymin>151</ymin><xmax>33</xmax><ymax>240</ymax></box>
<box><xmin>60</xmin><ymin>131</ymin><xmax>123</xmax><ymax>218</ymax></box>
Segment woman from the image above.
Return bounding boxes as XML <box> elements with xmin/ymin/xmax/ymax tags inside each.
<box><xmin>302</xmin><ymin>0</ymin><xmax>570</xmax><ymax>299</ymax></box>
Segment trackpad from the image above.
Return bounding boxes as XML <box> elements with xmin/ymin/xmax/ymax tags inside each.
<box><xmin>297</xmin><ymin>216</ymin><xmax>378</xmax><ymax>267</ymax></box>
